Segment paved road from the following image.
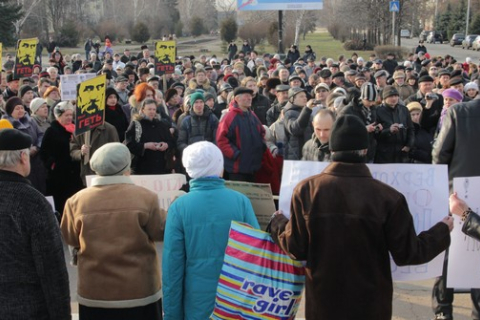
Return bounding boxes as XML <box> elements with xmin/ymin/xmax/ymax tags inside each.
<box><xmin>65</xmin><ymin>242</ymin><xmax>474</xmax><ymax>319</ymax></box>
<box><xmin>401</xmin><ymin>37</ymin><xmax>480</xmax><ymax>64</ymax></box>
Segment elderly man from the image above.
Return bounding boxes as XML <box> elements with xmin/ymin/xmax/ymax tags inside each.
<box><xmin>0</xmin><ymin>129</ymin><xmax>70</xmax><ymax>319</ymax></box>
<box><xmin>270</xmin><ymin>115</ymin><xmax>452</xmax><ymax>320</ymax></box>
<box><xmin>62</xmin><ymin>142</ymin><xmax>165</xmax><ymax>319</ymax></box>
<box><xmin>216</xmin><ymin>87</ymin><xmax>265</xmax><ymax>182</ymax></box>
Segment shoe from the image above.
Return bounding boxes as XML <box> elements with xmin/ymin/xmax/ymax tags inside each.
<box><xmin>432</xmin><ymin>313</ymin><xmax>453</xmax><ymax>320</ymax></box>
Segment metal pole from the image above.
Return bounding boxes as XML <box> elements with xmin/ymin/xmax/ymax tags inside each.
<box><xmin>278</xmin><ymin>10</ymin><xmax>283</xmax><ymax>53</ymax></box>
<box><xmin>434</xmin><ymin>0</ymin><xmax>438</xmax><ymax>28</ymax></box>
<box><xmin>392</xmin><ymin>11</ymin><xmax>396</xmax><ymax>46</ymax></box>
<box><xmin>466</xmin><ymin>0</ymin><xmax>471</xmax><ymax>35</ymax></box>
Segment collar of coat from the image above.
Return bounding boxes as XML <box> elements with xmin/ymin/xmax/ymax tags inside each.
<box><xmin>91</xmin><ymin>175</ymin><xmax>134</xmax><ymax>187</ymax></box>
<box><xmin>0</xmin><ymin>169</ymin><xmax>30</xmax><ymax>184</ymax></box>
<box><xmin>322</xmin><ymin>162</ymin><xmax>372</xmax><ymax>178</ymax></box>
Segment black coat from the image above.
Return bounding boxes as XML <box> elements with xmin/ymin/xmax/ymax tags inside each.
<box><xmin>251</xmin><ymin>93</ymin><xmax>270</xmax><ymax>125</ymax></box>
<box><xmin>40</xmin><ymin>120</ymin><xmax>83</xmax><ymax>213</ymax></box>
<box><xmin>409</xmin><ymin>122</ymin><xmax>433</xmax><ymax>163</ymax></box>
<box><xmin>105</xmin><ymin>104</ymin><xmax>129</xmax><ymax>142</ymax></box>
<box><xmin>375</xmin><ymin>103</ymin><xmax>415</xmax><ymax>163</ymax></box>
<box><xmin>125</xmin><ymin>116</ymin><xmax>176</xmax><ymax>175</ymax></box>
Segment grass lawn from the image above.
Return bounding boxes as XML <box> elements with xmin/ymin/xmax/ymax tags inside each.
<box><xmin>2</xmin><ymin>29</ymin><xmax>375</xmax><ymax>63</ymax></box>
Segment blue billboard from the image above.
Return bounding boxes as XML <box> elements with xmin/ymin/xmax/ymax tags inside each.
<box><xmin>238</xmin><ymin>0</ymin><xmax>323</xmax><ymax>11</ymax></box>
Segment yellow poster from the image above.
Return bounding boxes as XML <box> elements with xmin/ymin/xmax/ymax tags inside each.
<box><xmin>14</xmin><ymin>38</ymin><xmax>37</xmax><ymax>78</ymax></box>
<box><xmin>154</xmin><ymin>40</ymin><xmax>176</xmax><ymax>75</ymax></box>
<box><xmin>75</xmin><ymin>75</ymin><xmax>107</xmax><ymax>136</ymax></box>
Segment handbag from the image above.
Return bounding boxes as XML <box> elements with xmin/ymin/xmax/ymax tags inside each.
<box><xmin>210</xmin><ymin>221</ymin><xmax>305</xmax><ymax>320</ymax></box>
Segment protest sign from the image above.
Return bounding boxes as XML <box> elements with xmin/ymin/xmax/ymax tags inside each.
<box><xmin>75</xmin><ymin>75</ymin><xmax>106</xmax><ymax>136</ymax></box>
<box><xmin>154</xmin><ymin>41</ymin><xmax>175</xmax><ymax>75</ymax></box>
<box><xmin>86</xmin><ymin>173</ymin><xmax>187</xmax><ymax>211</ymax></box>
<box><xmin>14</xmin><ymin>38</ymin><xmax>37</xmax><ymax>78</ymax></box>
<box><xmin>225</xmin><ymin>181</ymin><xmax>276</xmax><ymax>230</ymax></box>
<box><xmin>447</xmin><ymin>177</ymin><xmax>480</xmax><ymax>288</ymax></box>
<box><xmin>279</xmin><ymin>161</ymin><xmax>449</xmax><ymax>281</ymax></box>
<box><xmin>60</xmin><ymin>74</ymin><xmax>96</xmax><ymax>101</ymax></box>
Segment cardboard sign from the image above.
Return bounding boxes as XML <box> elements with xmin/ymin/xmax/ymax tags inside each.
<box><xmin>14</xmin><ymin>38</ymin><xmax>37</xmax><ymax>78</ymax></box>
<box><xmin>75</xmin><ymin>75</ymin><xmax>106</xmax><ymax>136</ymax></box>
<box><xmin>60</xmin><ymin>73</ymin><xmax>97</xmax><ymax>101</ymax></box>
<box><xmin>154</xmin><ymin>41</ymin><xmax>175</xmax><ymax>75</ymax></box>
<box><xmin>86</xmin><ymin>174</ymin><xmax>187</xmax><ymax>211</ymax></box>
<box><xmin>279</xmin><ymin>161</ymin><xmax>449</xmax><ymax>281</ymax></box>
<box><xmin>225</xmin><ymin>181</ymin><xmax>276</xmax><ymax>230</ymax></box>
<box><xmin>447</xmin><ymin>177</ymin><xmax>480</xmax><ymax>288</ymax></box>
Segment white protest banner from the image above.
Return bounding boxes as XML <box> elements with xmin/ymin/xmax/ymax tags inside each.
<box><xmin>279</xmin><ymin>161</ymin><xmax>449</xmax><ymax>281</ymax></box>
<box><xmin>447</xmin><ymin>177</ymin><xmax>480</xmax><ymax>288</ymax></box>
<box><xmin>60</xmin><ymin>73</ymin><xmax>96</xmax><ymax>101</ymax></box>
<box><xmin>86</xmin><ymin>173</ymin><xmax>187</xmax><ymax>210</ymax></box>
<box><xmin>225</xmin><ymin>181</ymin><xmax>276</xmax><ymax>230</ymax></box>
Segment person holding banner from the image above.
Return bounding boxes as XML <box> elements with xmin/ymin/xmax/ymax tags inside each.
<box><xmin>162</xmin><ymin>141</ymin><xmax>259</xmax><ymax>320</ymax></box>
<box><xmin>62</xmin><ymin>142</ymin><xmax>165</xmax><ymax>320</ymax></box>
<box><xmin>270</xmin><ymin>115</ymin><xmax>453</xmax><ymax>320</ymax></box>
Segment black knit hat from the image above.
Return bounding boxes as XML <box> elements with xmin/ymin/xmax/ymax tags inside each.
<box><xmin>329</xmin><ymin>115</ymin><xmax>368</xmax><ymax>152</ymax></box>
<box><xmin>105</xmin><ymin>87</ymin><xmax>119</xmax><ymax>102</ymax></box>
<box><xmin>18</xmin><ymin>85</ymin><xmax>33</xmax><ymax>98</ymax></box>
<box><xmin>5</xmin><ymin>97</ymin><xmax>24</xmax><ymax>116</ymax></box>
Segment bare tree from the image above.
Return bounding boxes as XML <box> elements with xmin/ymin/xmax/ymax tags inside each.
<box><xmin>13</xmin><ymin>0</ymin><xmax>43</xmax><ymax>36</ymax></box>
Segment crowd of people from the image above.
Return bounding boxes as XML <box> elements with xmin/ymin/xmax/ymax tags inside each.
<box><xmin>1</xmin><ymin>38</ymin><xmax>479</xmax><ymax>320</ymax></box>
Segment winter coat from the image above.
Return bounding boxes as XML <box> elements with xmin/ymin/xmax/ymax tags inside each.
<box><xmin>301</xmin><ymin>133</ymin><xmax>330</xmax><ymax>162</ymax></box>
<box><xmin>162</xmin><ymin>177</ymin><xmax>260</xmax><ymax>320</ymax></box>
<box><xmin>394</xmin><ymin>83</ymin><xmax>415</xmax><ymax>102</ymax></box>
<box><xmin>70</xmin><ymin>122</ymin><xmax>119</xmax><ymax>185</ymax></box>
<box><xmin>339</xmin><ymin>102</ymin><xmax>379</xmax><ymax>162</ymax></box>
<box><xmin>0</xmin><ymin>170</ymin><xmax>71</xmax><ymax>319</ymax></box>
<box><xmin>302</xmin><ymin>50</ymin><xmax>316</xmax><ymax>62</ymax></box>
<box><xmin>383</xmin><ymin>59</ymin><xmax>398</xmax><ymax>76</ymax></box>
<box><xmin>266</xmin><ymin>100</ymin><xmax>287</xmax><ymax>126</ymax></box>
<box><xmin>216</xmin><ymin>101</ymin><xmax>266</xmax><ymax>174</ymax></box>
<box><xmin>177</xmin><ymin>108</ymin><xmax>218</xmax><ymax>153</ymax></box>
<box><xmin>40</xmin><ymin>120</ymin><xmax>83</xmax><ymax>213</ymax></box>
<box><xmin>462</xmin><ymin>211</ymin><xmax>480</xmax><ymax>241</ymax></box>
<box><xmin>270</xmin><ymin>162</ymin><xmax>450</xmax><ymax>320</ymax></box>
<box><xmin>32</xmin><ymin>115</ymin><xmax>51</xmax><ymax>134</ymax></box>
<box><xmin>409</xmin><ymin>122</ymin><xmax>433</xmax><ymax>164</ymax></box>
<box><xmin>2</xmin><ymin>114</ymin><xmax>46</xmax><ymax>194</ymax></box>
<box><xmin>374</xmin><ymin>103</ymin><xmax>415</xmax><ymax>163</ymax></box>
<box><xmin>251</xmin><ymin>93</ymin><xmax>271</xmax><ymax>125</ymax></box>
<box><xmin>283</xmin><ymin>102</ymin><xmax>313</xmax><ymax>160</ymax></box>
<box><xmin>432</xmin><ymin>99</ymin><xmax>480</xmax><ymax>190</ymax></box>
<box><xmin>105</xmin><ymin>104</ymin><xmax>129</xmax><ymax>141</ymax></box>
<box><xmin>125</xmin><ymin>115</ymin><xmax>176</xmax><ymax>175</ymax></box>
<box><xmin>62</xmin><ymin>175</ymin><xmax>166</xmax><ymax>308</ymax></box>
<box><xmin>287</xmin><ymin>49</ymin><xmax>300</xmax><ymax>63</ymax></box>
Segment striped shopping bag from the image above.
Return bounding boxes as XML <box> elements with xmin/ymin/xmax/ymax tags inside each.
<box><xmin>210</xmin><ymin>221</ymin><xmax>305</xmax><ymax>320</ymax></box>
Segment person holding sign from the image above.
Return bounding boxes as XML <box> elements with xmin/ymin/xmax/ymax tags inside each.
<box><xmin>270</xmin><ymin>115</ymin><xmax>453</xmax><ymax>320</ymax></box>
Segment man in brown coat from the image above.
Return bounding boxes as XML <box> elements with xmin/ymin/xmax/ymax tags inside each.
<box><xmin>270</xmin><ymin>115</ymin><xmax>453</xmax><ymax>319</ymax></box>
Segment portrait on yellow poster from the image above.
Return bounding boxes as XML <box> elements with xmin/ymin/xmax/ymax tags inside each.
<box><xmin>14</xmin><ymin>38</ymin><xmax>37</xmax><ymax>78</ymax></box>
<box><xmin>155</xmin><ymin>41</ymin><xmax>176</xmax><ymax>75</ymax></box>
<box><xmin>75</xmin><ymin>75</ymin><xmax>106</xmax><ymax>136</ymax></box>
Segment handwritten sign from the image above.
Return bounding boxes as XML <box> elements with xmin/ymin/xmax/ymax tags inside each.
<box><xmin>279</xmin><ymin>161</ymin><xmax>449</xmax><ymax>281</ymax></box>
<box><xmin>86</xmin><ymin>173</ymin><xmax>187</xmax><ymax>211</ymax></box>
<box><xmin>75</xmin><ymin>75</ymin><xmax>106</xmax><ymax>136</ymax></box>
<box><xmin>447</xmin><ymin>177</ymin><xmax>480</xmax><ymax>288</ymax></box>
<box><xmin>225</xmin><ymin>181</ymin><xmax>276</xmax><ymax>230</ymax></box>
<box><xmin>154</xmin><ymin>41</ymin><xmax>175</xmax><ymax>75</ymax></box>
<box><xmin>60</xmin><ymin>73</ymin><xmax>96</xmax><ymax>101</ymax></box>
<box><xmin>14</xmin><ymin>38</ymin><xmax>37</xmax><ymax>78</ymax></box>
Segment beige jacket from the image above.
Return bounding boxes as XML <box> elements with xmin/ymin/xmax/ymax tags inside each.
<box><xmin>61</xmin><ymin>175</ymin><xmax>166</xmax><ymax>308</ymax></box>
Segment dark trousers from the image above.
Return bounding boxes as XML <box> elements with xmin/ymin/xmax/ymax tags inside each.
<box><xmin>432</xmin><ymin>251</ymin><xmax>480</xmax><ymax>319</ymax></box>
<box><xmin>79</xmin><ymin>299</ymin><xmax>162</xmax><ymax>320</ymax></box>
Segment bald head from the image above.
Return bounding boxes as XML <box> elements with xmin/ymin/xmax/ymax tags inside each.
<box><xmin>313</xmin><ymin>109</ymin><xmax>336</xmax><ymax>145</ymax></box>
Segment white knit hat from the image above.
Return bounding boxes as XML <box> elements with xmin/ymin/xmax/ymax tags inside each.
<box><xmin>182</xmin><ymin>141</ymin><xmax>223</xmax><ymax>179</ymax></box>
<box><xmin>464</xmin><ymin>82</ymin><xmax>479</xmax><ymax>93</ymax></box>
<box><xmin>30</xmin><ymin>98</ymin><xmax>47</xmax><ymax>115</ymax></box>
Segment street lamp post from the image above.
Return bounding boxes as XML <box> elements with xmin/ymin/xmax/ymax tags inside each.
<box><xmin>466</xmin><ymin>0</ymin><xmax>471</xmax><ymax>35</ymax></box>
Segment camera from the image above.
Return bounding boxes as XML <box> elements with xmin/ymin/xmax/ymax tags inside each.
<box><xmin>374</xmin><ymin>124</ymin><xmax>381</xmax><ymax>134</ymax></box>
<box><xmin>425</xmin><ymin>93</ymin><xmax>439</xmax><ymax>100</ymax></box>
<box><xmin>398</xmin><ymin>124</ymin><xmax>405</xmax><ymax>129</ymax></box>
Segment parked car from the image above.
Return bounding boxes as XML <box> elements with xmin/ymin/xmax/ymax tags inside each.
<box><xmin>450</xmin><ymin>33</ymin><xmax>465</xmax><ymax>46</ymax></box>
<box><xmin>427</xmin><ymin>31</ymin><xmax>443</xmax><ymax>44</ymax></box>
<box><xmin>419</xmin><ymin>30</ymin><xmax>429</xmax><ymax>42</ymax></box>
<box><xmin>400</xmin><ymin>29</ymin><xmax>411</xmax><ymax>38</ymax></box>
<box><xmin>472</xmin><ymin>35</ymin><xmax>480</xmax><ymax>51</ymax></box>
<box><xmin>462</xmin><ymin>34</ymin><xmax>478</xmax><ymax>49</ymax></box>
